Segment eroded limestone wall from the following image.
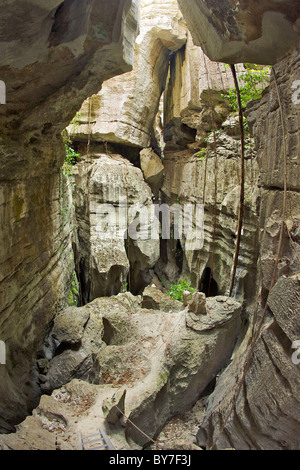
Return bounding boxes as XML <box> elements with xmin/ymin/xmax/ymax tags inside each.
<box><xmin>0</xmin><ymin>0</ymin><xmax>139</xmax><ymax>431</ymax></box>
<box><xmin>197</xmin><ymin>40</ymin><xmax>300</xmax><ymax>451</ymax></box>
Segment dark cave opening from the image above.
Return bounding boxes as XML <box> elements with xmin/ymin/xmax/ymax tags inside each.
<box><xmin>199</xmin><ymin>267</ymin><xmax>219</xmax><ymax>297</ymax></box>
<box><xmin>174</xmin><ymin>239</ymin><xmax>184</xmax><ymax>274</ymax></box>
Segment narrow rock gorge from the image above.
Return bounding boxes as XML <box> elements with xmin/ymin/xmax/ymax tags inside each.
<box><xmin>0</xmin><ymin>0</ymin><xmax>299</xmax><ymax>452</ymax></box>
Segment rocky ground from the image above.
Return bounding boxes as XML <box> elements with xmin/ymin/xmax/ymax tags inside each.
<box><xmin>0</xmin><ymin>288</ymin><xmax>241</xmax><ymax>451</ymax></box>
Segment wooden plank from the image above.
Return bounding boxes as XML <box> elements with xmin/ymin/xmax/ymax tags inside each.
<box><xmin>82</xmin><ymin>433</ymin><xmax>101</xmax><ymax>439</ymax></box>
<box><xmin>77</xmin><ymin>433</ymin><xmax>84</xmax><ymax>451</ymax></box>
<box><xmin>82</xmin><ymin>437</ymin><xmax>104</xmax><ymax>446</ymax></box>
<box><xmin>78</xmin><ymin>428</ymin><xmax>115</xmax><ymax>450</ymax></box>
<box><xmin>99</xmin><ymin>427</ymin><xmax>115</xmax><ymax>451</ymax></box>
<box><xmin>89</xmin><ymin>445</ymin><xmax>107</xmax><ymax>450</ymax></box>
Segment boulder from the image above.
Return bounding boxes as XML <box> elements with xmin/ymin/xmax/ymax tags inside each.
<box><xmin>52</xmin><ymin>307</ymin><xmax>90</xmax><ymax>345</ymax></box>
<box><xmin>140</xmin><ymin>148</ymin><xmax>165</xmax><ymax>198</ymax></box>
<box><xmin>40</xmin><ymin>308</ymin><xmax>104</xmax><ymax>393</ymax></box>
<box><xmin>141</xmin><ymin>286</ymin><xmax>184</xmax><ymax>312</ymax></box>
<box><xmin>182</xmin><ymin>290</ymin><xmax>193</xmax><ymax>307</ymax></box>
<box><xmin>188</xmin><ymin>292</ymin><xmax>207</xmax><ymax>315</ymax></box>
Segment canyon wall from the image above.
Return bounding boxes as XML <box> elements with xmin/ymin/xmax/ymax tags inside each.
<box><xmin>197</xmin><ymin>41</ymin><xmax>300</xmax><ymax>451</ymax></box>
<box><xmin>0</xmin><ymin>0</ymin><xmax>139</xmax><ymax>431</ymax></box>
<box><xmin>68</xmin><ymin>0</ymin><xmax>251</xmax><ymax>306</ymax></box>
<box><xmin>175</xmin><ymin>2</ymin><xmax>300</xmax><ymax>450</ymax></box>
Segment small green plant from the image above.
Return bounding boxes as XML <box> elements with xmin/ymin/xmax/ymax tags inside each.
<box><xmin>68</xmin><ymin>272</ymin><xmax>79</xmax><ymax>306</ymax></box>
<box><xmin>196</xmin><ymin>148</ymin><xmax>207</xmax><ymax>161</ymax></box>
<box><xmin>70</xmin><ymin>111</ymin><xmax>82</xmax><ymax>128</ymax></box>
<box><xmin>60</xmin><ymin>137</ymin><xmax>80</xmax><ymax>186</ymax></box>
<box><xmin>122</xmin><ymin>281</ymin><xmax>128</xmax><ymax>292</ymax></box>
<box><xmin>222</xmin><ymin>66</ymin><xmax>271</xmax><ymax>112</ymax></box>
<box><xmin>167</xmin><ymin>279</ymin><xmax>196</xmax><ymax>302</ymax></box>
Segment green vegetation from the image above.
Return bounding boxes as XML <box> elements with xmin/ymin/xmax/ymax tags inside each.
<box><xmin>64</xmin><ymin>136</ymin><xmax>80</xmax><ymax>174</ymax></box>
<box><xmin>70</xmin><ymin>111</ymin><xmax>82</xmax><ymax>128</ymax></box>
<box><xmin>222</xmin><ymin>66</ymin><xmax>271</xmax><ymax>112</ymax></box>
<box><xmin>68</xmin><ymin>272</ymin><xmax>79</xmax><ymax>306</ymax></box>
<box><xmin>167</xmin><ymin>279</ymin><xmax>196</xmax><ymax>302</ymax></box>
<box><xmin>58</xmin><ymin>137</ymin><xmax>80</xmax><ymax>222</ymax></box>
<box><xmin>196</xmin><ymin>148</ymin><xmax>207</xmax><ymax>161</ymax></box>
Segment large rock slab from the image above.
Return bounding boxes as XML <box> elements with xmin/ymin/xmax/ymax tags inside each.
<box><xmin>141</xmin><ymin>286</ymin><xmax>184</xmax><ymax>312</ymax></box>
<box><xmin>72</xmin><ymin>153</ymin><xmax>160</xmax><ymax>301</ymax></box>
<box><xmin>177</xmin><ymin>0</ymin><xmax>300</xmax><ymax>64</ymax></box>
<box><xmin>40</xmin><ymin>306</ymin><xmax>104</xmax><ymax>393</ymax></box>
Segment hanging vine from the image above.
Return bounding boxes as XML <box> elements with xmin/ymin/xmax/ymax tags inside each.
<box><xmin>228</xmin><ymin>64</ymin><xmax>245</xmax><ymax>297</ymax></box>
<box><xmin>198</xmin><ymin>51</ymin><xmax>219</xmax><ymax>293</ymax></box>
<box><xmin>87</xmin><ymin>96</ymin><xmax>92</xmax><ymax>156</ymax></box>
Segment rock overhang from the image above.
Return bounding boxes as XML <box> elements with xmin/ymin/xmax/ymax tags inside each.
<box><xmin>177</xmin><ymin>0</ymin><xmax>300</xmax><ymax>65</ymax></box>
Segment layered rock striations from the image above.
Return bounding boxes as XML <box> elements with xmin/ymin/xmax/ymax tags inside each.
<box><xmin>72</xmin><ymin>152</ymin><xmax>160</xmax><ymax>302</ymax></box>
<box><xmin>196</xmin><ymin>38</ymin><xmax>300</xmax><ymax>451</ymax></box>
<box><xmin>159</xmin><ymin>127</ymin><xmax>260</xmax><ymax>304</ymax></box>
<box><xmin>0</xmin><ymin>0</ymin><xmax>299</xmax><ymax>450</ymax></box>
<box><xmin>0</xmin><ymin>0</ymin><xmax>139</xmax><ymax>431</ymax></box>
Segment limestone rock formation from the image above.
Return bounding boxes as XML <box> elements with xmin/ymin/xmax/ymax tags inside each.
<box><xmin>15</xmin><ymin>290</ymin><xmax>241</xmax><ymax>449</ymax></box>
<box><xmin>140</xmin><ymin>148</ymin><xmax>165</xmax><ymax>198</ymax></box>
<box><xmin>163</xmin><ymin>32</ymin><xmax>245</xmax><ymax>150</ymax></box>
<box><xmin>177</xmin><ymin>0</ymin><xmax>300</xmax><ymax>64</ymax></box>
<box><xmin>159</xmin><ymin>126</ymin><xmax>260</xmax><ymax>303</ymax></box>
<box><xmin>72</xmin><ymin>153</ymin><xmax>160</xmax><ymax>301</ymax></box>
<box><xmin>196</xmin><ymin>41</ymin><xmax>300</xmax><ymax>450</ymax></box>
<box><xmin>188</xmin><ymin>292</ymin><xmax>207</xmax><ymax>316</ymax></box>
<box><xmin>40</xmin><ymin>305</ymin><xmax>103</xmax><ymax>393</ymax></box>
<box><xmin>0</xmin><ymin>0</ymin><xmax>139</xmax><ymax>431</ymax></box>
<box><xmin>141</xmin><ymin>285</ymin><xmax>183</xmax><ymax>312</ymax></box>
<box><xmin>68</xmin><ymin>0</ymin><xmax>188</xmax><ymax>148</ymax></box>
<box><xmin>0</xmin><ymin>381</ymin><xmax>99</xmax><ymax>450</ymax></box>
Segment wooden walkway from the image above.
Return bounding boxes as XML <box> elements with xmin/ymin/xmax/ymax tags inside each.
<box><xmin>78</xmin><ymin>427</ymin><xmax>115</xmax><ymax>450</ymax></box>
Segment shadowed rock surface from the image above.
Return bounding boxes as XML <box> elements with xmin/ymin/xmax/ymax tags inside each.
<box><xmin>0</xmin><ymin>0</ymin><xmax>139</xmax><ymax>431</ymax></box>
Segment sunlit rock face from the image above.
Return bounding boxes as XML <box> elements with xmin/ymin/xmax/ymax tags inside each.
<box><xmin>72</xmin><ymin>152</ymin><xmax>160</xmax><ymax>303</ymax></box>
<box><xmin>162</xmin><ymin>31</ymin><xmax>246</xmax><ymax>150</ymax></box>
<box><xmin>0</xmin><ymin>0</ymin><xmax>139</xmax><ymax>432</ymax></box>
<box><xmin>177</xmin><ymin>0</ymin><xmax>300</xmax><ymax>64</ymax></box>
<box><xmin>67</xmin><ymin>0</ymin><xmax>188</xmax><ymax>148</ymax></box>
